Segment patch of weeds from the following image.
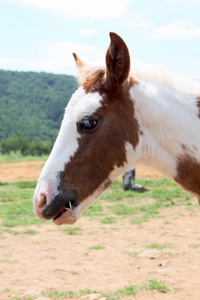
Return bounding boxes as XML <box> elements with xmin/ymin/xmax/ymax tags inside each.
<box><xmin>164</xmin><ymin>252</ymin><xmax>177</xmax><ymax>256</ymax></box>
<box><xmin>85</xmin><ymin>245</ymin><xmax>105</xmax><ymax>255</ymax></box>
<box><xmin>61</xmin><ymin>227</ymin><xmax>82</xmax><ymax>235</ymax></box>
<box><xmin>0</xmin><ymin>270</ymin><xmax>3</xmax><ymax>274</ymax></box>
<box><xmin>128</xmin><ymin>251</ymin><xmax>142</xmax><ymax>257</ymax></box>
<box><xmin>146</xmin><ymin>243</ymin><xmax>173</xmax><ymax>249</ymax></box>
<box><xmin>147</xmin><ymin>279</ymin><xmax>170</xmax><ymax>293</ymax></box>
<box><xmin>0</xmin><ymin>182</ymin><xmax>44</xmax><ymax>227</ymax></box>
<box><xmin>0</xmin><ymin>182</ymin><xmax>9</xmax><ymax>186</ymax></box>
<box><xmin>21</xmin><ymin>229</ymin><xmax>38</xmax><ymax>235</ymax></box>
<box><xmin>83</xmin><ymin>201</ymin><xmax>103</xmax><ymax>216</ymax></box>
<box><xmin>90</xmin><ymin>245</ymin><xmax>105</xmax><ymax>250</ymax></box>
<box><xmin>117</xmin><ymin>283</ymin><xmax>138</xmax><ymax>296</ymax></box>
<box><xmin>0</xmin><ymin>228</ymin><xmax>37</xmax><ymax>236</ymax></box>
<box><xmin>189</xmin><ymin>243</ymin><xmax>200</xmax><ymax>248</ymax></box>
<box><xmin>0</xmin><ymin>228</ymin><xmax>19</xmax><ymax>235</ymax></box>
<box><xmin>100</xmin><ymin>180</ymin><xmax>134</xmax><ymax>202</ymax></box>
<box><xmin>45</xmin><ymin>289</ymin><xmax>76</xmax><ymax>298</ymax></box>
<box><xmin>130</xmin><ymin>215</ymin><xmax>149</xmax><ymax>225</ymax></box>
<box><xmin>79</xmin><ymin>288</ymin><xmax>94</xmax><ymax>295</ymax></box>
<box><xmin>109</xmin><ymin>203</ymin><xmax>139</xmax><ymax>216</ymax></box>
<box><xmin>0</xmin><ymin>259</ymin><xmax>18</xmax><ymax>264</ymax></box>
<box><xmin>1</xmin><ymin>288</ymin><xmax>10</xmax><ymax>293</ymax></box>
<box><xmin>100</xmin><ymin>216</ymin><xmax>117</xmax><ymax>224</ymax></box>
<box><xmin>15</xmin><ymin>181</ymin><xmax>37</xmax><ymax>189</ymax></box>
<box><xmin>100</xmin><ymin>293</ymin><xmax>120</xmax><ymax>300</ymax></box>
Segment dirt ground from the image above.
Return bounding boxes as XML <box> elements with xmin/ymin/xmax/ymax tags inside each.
<box><xmin>1</xmin><ymin>161</ymin><xmax>200</xmax><ymax>300</ymax></box>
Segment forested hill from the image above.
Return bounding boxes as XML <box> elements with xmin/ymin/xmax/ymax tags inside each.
<box><xmin>0</xmin><ymin>69</ymin><xmax>78</xmax><ymax>141</ymax></box>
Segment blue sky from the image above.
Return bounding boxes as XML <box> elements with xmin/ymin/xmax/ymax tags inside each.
<box><xmin>0</xmin><ymin>0</ymin><xmax>200</xmax><ymax>78</ymax></box>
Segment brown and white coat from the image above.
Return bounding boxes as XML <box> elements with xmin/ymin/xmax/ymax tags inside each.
<box><xmin>34</xmin><ymin>32</ymin><xmax>200</xmax><ymax>225</ymax></box>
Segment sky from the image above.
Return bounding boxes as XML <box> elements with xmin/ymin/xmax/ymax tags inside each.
<box><xmin>0</xmin><ymin>0</ymin><xmax>200</xmax><ymax>78</ymax></box>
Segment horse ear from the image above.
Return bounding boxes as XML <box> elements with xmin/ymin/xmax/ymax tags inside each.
<box><xmin>105</xmin><ymin>32</ymin><xmax>130</xmax><ymax>86</ymax></box>
<box><xmin>72</xmin><ymin>52</ymin><xmax>86</xmax><ymax>69</ymax></box>
<box><xmin>73</xmin><ymin>52</ymin><xmax>88</xmax><ymax>84</ymax></box>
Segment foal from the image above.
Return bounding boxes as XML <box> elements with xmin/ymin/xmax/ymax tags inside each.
<box><xmin>34</xmin><ymin>32</ymin><xmax>200</xmax><ymax>225</ymax></box>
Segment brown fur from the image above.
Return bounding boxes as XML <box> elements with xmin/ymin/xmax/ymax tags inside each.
<box><xmin>60</xmin><ymin>33</ymin><xmax>140</xmax><ymax>205</ymax></box>
<box><xmin>197</xmin><ymin>96</ymin><xmax>200</xmax><ymax>118</ymax></box>
<box><xmin>175</xmin><ymin>153</ymin><xmax>200</xmax><ymax>197</ymax></box>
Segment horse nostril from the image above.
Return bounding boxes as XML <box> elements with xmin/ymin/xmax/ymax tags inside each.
<box><xmin>37</xmin><ymin>194</ymin><xmax>47</xmax><ymax>208</ymax></box>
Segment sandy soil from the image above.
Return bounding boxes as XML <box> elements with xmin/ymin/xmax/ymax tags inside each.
<box><xmin>1</xmin><ymin>161</ymin><xmax>200</xmax><ymax>300</ymax></box>
<box><xmin>0</xmin><ymin>161</ymin><xmax>162</xmax><ymax>183</ymax></box>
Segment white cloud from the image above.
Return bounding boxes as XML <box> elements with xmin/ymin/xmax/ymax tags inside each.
<box><xmin>45</xmin><ymin>40</ymin><xmax>104</xmax><ymax>64</ymax></box>
<box><xmin>167</xmin><ymin>0</ymin><xmax>200</xmax><ymax>5</ymax></box>
<box><xmin>0</xmin><ymin>41</ymin><xmax>105</xmax><ymax>75</ymax></box>
<box><xmin>148</xmin><ymin>20</ymin><xmax>200</xmax><ymax>40</ymax></box>
<box><xmin>77</xmin><ymin>29</ymin><xmax>100</xmax><ymax>35</ymax></box>
<box><xmin>10</xmin><ymin>0</ymin><xmax>131</xmax><ymax>18</ymax></box>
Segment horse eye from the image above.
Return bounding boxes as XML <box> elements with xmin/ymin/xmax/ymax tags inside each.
<box><xmin>79</xmin><ymin>117</ymin><xmax>98</xmax><ymax>131</ymax></box>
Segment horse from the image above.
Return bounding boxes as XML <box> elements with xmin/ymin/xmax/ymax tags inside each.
<box><xmin>33</xmin><ymin>32</ymin><xmax>200</xmax><ymax>226</ymax></box>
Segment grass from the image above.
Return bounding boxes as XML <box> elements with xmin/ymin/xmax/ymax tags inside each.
<box><xmin>100</xmin><ymin>216</ymin><xmax>117</xmax><ymax>224</ymax></box>
<box><xmin>100</xmin><ymin>179</ymin><xmax>192</xmax><ymax>225</ymax></box>
<box><xmin>0</xmin><ymin>154</ymin><xmax>48</xmax><ymax>163</ymax></box>
<box><xmin>83</xmin><ymin>200</ymin><xmax>103</xmax><ymax>216</ymax></box>
<box><xmin>90</xmin><ymin>245</ymin><xmax>105</xmax><ymax>250</ymax></box>
<box><xmin>0</xmin><ymin>175</ymin><xmax>186</xmax><ymax>300</ymax></box>
<box><xmin>128</xmin><ymin>251</ymin><xmax>142</xmax><ymax>257</ymax></box>
<box><xmin>145</xmin><ymin>243</ymin><xmax>173</xmax><ymax>249</ymax></box>
<box><xmin>40</xmin><ymin>280</ymin><xmax>171</xmax><ymax>299</ymax></box>
<box><xmin>0</xmin><ymin>177</ymin><xmax>193</xmax><ymax>230</ymax></box>
<box><xmin>60</xmin><ymin>226</ymin><xmax>82</xmax><ymax>235</ymax></box>
<box><xmin>147</xmin><ymin>279</ymin><xmax>171</xmax><ymax>293</ymax></box>
<box><xmin>0</xmin><ymin>181</ymin><xmax>43</xmax><ymax>227</ymax></box>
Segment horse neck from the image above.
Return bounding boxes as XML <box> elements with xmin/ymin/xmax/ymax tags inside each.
<box><xmin>130</xmin><ymin>80</ymin><xmax>200</xmax><ymax>179</ymax></box>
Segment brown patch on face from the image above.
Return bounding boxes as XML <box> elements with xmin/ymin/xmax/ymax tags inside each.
<box><xmin>197</xmin><ymin>96</ymin><xmax>200</xmax><ymax>118</ymax></box>
<box><xmin>60</xmin><ymin>73</ymin><xmax>140</xmax><ymax>205</ymax></box>
<box><xmin>175</xmin><ymin>153</ymin><xmax>200</xmax><ymax>197</ymax></box>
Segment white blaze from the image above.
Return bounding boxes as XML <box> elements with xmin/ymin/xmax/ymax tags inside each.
<box><xmin>34</xmin><ymin>87</ymin><xmax>103</xmax><ymax>205</ymax></box>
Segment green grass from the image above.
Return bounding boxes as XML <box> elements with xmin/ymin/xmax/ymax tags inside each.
<box><xmin>0</xmin><ymin>177</ymin><xmax>193</xmax><ymax>231</ymax></box>
<box><xmin>4</xmin><ymin>280</ymin><xmax>171</xmax><ymax>299</ymax></box>
<box><xmin>117</xmin><ymin>284</ymin><xmax>138</xmax><ymax>296</ymax></box>
<box><xmin>0</xmin><ymin>154</ymin><xmax>47</xmax><ymax>163</ymax></box>
<box><xmin>60</xmin><ymin>227</ymin><xmax>82</xmax><ymax>235</ymax></box>
<box><xmin>90</xmin><ymin>245</ymin><xmax>105</xmax><ymax>250</ymax></box>
<box><xmin>83</xmin><ymin>200</ymin><xmax>103</xmax><ymax>216</ymax></box>
<box><xmin>0</xmin><ymin>181</ymin><xmax>43</xmax><ymax>227</ymax></box>
<box><xmin>147</xmin><ymin>279</ymin><xmax>171</xmax><ymax>293</ymax></box>
<box><xmin>128</xmin><ymin>251</ymin><xmax>142</xmax><ymax>257</ymax></box>
<box><xmin>146</xmin><ymin>243</ymin><xmax>173</xmax><ymax>249</ymax></box>
<box><xmin>41</xmin><ymin>280</ymin><xmax>171</xmax><ymax>299</ymax></box>
<box><xmin>100</xmin><ymin>216</ymin><xmax>117</xmax><ymax>224</ymax></box>
<box><xmin>100</xmin><ymin>179</ymin><xmax>192</xmax><ymax>224</ymax></box>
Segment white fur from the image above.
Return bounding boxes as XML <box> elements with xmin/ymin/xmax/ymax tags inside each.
<box><xmin>132</xmin><ymin>61</ymin><xmax>200</xmax><ymax>96</ymax></box>
<box><xmin>131</xmin><ymin>79</ymin><xmax>200</xmax><ymax>179</ymax></box>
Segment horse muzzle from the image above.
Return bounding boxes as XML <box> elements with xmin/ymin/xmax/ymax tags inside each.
<box><xmin>34</xmin><ymin>189</ymin><xmax>78</xmax><ymax>225</ymax></box>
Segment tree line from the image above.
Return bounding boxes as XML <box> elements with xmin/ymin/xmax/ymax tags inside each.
<box><xmin>0</xmin><ymin>69</ymin><xmax>78</xmax><ymax>142</ymax></box>
<box><xmin>0</xmin><ymin>135</ymin><xmax>53</xmax><ymax>156</ymax></box>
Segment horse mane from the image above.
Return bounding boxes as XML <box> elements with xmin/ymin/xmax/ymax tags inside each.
<box><xmin>76</xmin><ymin>62</ymin><xmax>200</xmax><ymax>97</ymax></box>
<box><xmin>132</xmin><ymin>62</ymin><xmax>200</xmax><ymax>96</ymax></box>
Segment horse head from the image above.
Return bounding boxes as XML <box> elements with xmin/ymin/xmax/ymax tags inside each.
<box><xmin>33</xmin><ymin>33</ymin><xmax>141</xmax><ymax>225</ymax></box>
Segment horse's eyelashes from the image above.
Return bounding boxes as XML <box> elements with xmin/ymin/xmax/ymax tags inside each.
<box><xmin>78</xmin><ymin>117</ymin><xmax>98</xmax><ymax>131</ymax></box>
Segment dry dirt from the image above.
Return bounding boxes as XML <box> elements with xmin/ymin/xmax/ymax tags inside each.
<box><xmin>1</xmin><ymin>161</ymin><xmax>200</xmax><ymax>300</ymax></box>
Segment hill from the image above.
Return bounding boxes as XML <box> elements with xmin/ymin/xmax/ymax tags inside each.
<box><xmin>0</xmin><ymin>70</ymin><xmax>78</xmax><ymax>141</ymax></box>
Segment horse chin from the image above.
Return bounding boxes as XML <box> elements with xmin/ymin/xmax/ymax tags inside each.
<box><xmin>53</xmin><ymin>207</ymin><xmax>79</xmax><ymax>225</ymax></box>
